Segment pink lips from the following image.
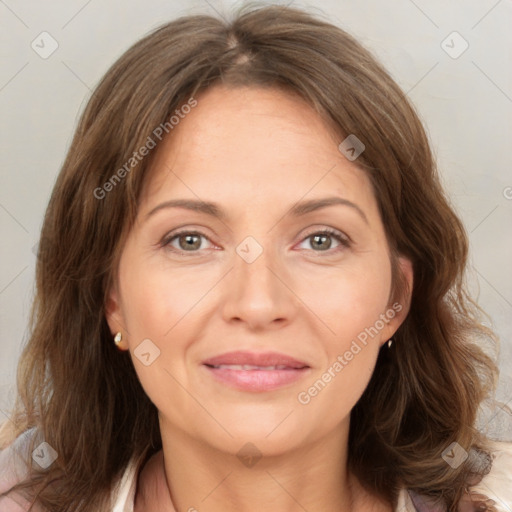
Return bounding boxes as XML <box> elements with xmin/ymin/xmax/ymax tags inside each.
<box><xmin>202</xmin><ymin>351</ymin><xmax>310</xmax><ymax>392</ymax></box>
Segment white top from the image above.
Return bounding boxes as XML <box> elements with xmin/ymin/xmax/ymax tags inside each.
<box><xmin>1</xmin><ymin>429</ymin><xmax>511</xmax><ymax>511</ymax></box>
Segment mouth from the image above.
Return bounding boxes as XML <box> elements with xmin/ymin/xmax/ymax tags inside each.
<box><xmin>201</xmin><ymin>351</ymin><xmax>311</xmax><ymax>392</ymax></box>
<box><xmin>205</xmin><ymin>364</ymin><xmax>303</xmax><ymax>370</ymax></box>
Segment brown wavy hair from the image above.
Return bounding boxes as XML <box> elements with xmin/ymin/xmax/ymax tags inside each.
<box><xmin>0</xmin><ymin>3</ymin><xmax>503</xmax><ymax>511</ymax></box>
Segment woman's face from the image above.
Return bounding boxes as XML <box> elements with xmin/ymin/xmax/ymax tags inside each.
<box><xmin>106</xmin><ymin>84</ymin><xmax>412</xmax><ymax>456</ymax></box>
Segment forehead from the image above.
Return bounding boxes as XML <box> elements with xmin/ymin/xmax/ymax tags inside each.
<box><xmin>140</xmin><ymin>85</ymin><xmax>377</xmax><ymax>218</ymax></box>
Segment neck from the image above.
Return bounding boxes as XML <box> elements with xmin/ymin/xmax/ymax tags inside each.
<box><xmin>150</xmin><ymin>417</ymin><xmax>386</xmax><ymax>512</ymax></box>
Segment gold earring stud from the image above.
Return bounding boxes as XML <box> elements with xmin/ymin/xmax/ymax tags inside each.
<box><xmin>114</xmin><ymin>332</ymin><xmax>122</xmax><ymax>347</ymax></box>
<box><xmin>387</xmin><ymin>338</ymin><xmax>393</xmax><ymax>348</ymax></box>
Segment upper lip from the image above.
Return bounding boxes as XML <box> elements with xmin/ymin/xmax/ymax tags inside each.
<box><xmin>202</xmin><ymin>351</ymin><xmax>310</xmax><ymax>369</ymax></box>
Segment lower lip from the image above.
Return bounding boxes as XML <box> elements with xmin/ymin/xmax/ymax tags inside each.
<box><xmin>203</xmin><ymin>365</ymin><xmax>310</xmax><ymax>392</ymax></box>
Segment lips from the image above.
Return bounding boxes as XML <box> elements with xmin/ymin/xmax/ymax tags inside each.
<box><xmin>202</xmin><ymin>351</ymin><xmax>309</xmax><ymax>369</ymax></box>
<box><xmin>201</xmin><ymin>351</ymin><xmax>310</xmax><ymax>392</ymax></box>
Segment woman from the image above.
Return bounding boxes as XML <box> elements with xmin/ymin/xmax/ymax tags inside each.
<box><xmin>0</xmin><ymin>4</ymin><xmax>511</xmax><ymax>512</ymax></box>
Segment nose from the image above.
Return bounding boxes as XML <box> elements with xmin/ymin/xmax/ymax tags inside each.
<box><xmin>220</xmin><ymin>239</ymin><xmax>298</xmax><ymax>331</ymax></box>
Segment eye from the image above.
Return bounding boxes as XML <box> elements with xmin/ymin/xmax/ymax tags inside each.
<box><xmin>297</xmin><ymin>228</ymin><xmax>351</xmax><ymax>253</ymax></box>
<box><xmin>161</xmin><ymin>230</ymin><xmax>214</xmax><ymax>253</ymax></box>
<box><xmin>160</xmin><ymin>227</ymin><xmax>351</xmax><ymax>256</ymax></box>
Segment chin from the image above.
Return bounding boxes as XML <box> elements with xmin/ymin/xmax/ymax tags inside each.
<box><xmin>198</xmin><ymin>411</ymin><xmax>312</xmax><ymax>455</ymax></box>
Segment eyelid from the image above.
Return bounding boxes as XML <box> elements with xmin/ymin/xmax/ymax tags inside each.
<box><xmin>299</xmin><ymin>225</ymin><xmax>352</xmax><ymax>245</ymax></box>
<box><xmin>160</xmin><ymin>229</ymin><xmax>217</xmax><ymax>252</ymax></box>
<box><xmin>295</xmin><ymin>226</ymin><xmax>352</xmax><ymax>253</ymax></box>
<box><xmin>160</xmin><ymin>225</ymin><xmax>352</xmax><ymax>255</ymax></box>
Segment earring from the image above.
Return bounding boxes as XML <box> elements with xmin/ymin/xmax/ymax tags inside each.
<box><xmin>387</xmin><ymin>338</ymin><xmax>393</xmax><ymax>348</ymax></box>
<box><xmin>114</xmin><ymin>332</ymin><xmax>122</xmax><ymax>347</ymax></box>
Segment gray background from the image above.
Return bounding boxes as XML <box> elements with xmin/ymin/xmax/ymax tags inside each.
<box><xmin>1</xmin><ymin>0</ymin><xmax>511</xmax><ymax>438</ymax></box>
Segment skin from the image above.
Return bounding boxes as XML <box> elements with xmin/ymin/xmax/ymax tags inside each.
<box><xmin>106</xmin><ymin>84</ymin><xmax>413</xmax><ymax>512</ymax></box>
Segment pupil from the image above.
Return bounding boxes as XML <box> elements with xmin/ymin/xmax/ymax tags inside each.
<box><xmin>181</xmin><ymin>234</ymin><xmax>200</xmax><ymax>250</ymax></box>
<box><xmin>313</xmin><ymin>234</ymin><xmax>331</xmax><ymax>250</ymax></box>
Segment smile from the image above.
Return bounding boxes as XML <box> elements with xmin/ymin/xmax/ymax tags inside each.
<box><xmin>201</xmin><ymin>351</ymin><xmax>311</xmax><ymax>392</ymax></box>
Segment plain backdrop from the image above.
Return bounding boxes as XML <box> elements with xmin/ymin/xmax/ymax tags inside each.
<box><xmin>1</xmin><ymin>0</ymin><xmax>511</xmax><ymax>439</ymax></box>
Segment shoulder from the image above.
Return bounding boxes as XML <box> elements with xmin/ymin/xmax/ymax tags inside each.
<box><xmin>111</xmin><ymin>453</ymin><xmax>146</xmax><ymax>512</ymax></box>
<box><xmin>0</xmin><ymin>427</ymin><xmax>39</xmax><ymax>491</ymax></box>
<box><xmin>396</xmin><ymin>440</ymin><xmax>512</xmax><ymax>512</ymax></box>
<box><xmin>0</xmin><ymin>427</ymin><xmax>42</xmax><ymax>511</ymax></box>
<box><xmin>465</xmin><ymin>439</ymin><xmax>512</xmax><ymax>512</ymax></box>
<box><xmin>0</xmin><ymin>427</ymin><xmax>146</xmax><ymax>512</ymax></box>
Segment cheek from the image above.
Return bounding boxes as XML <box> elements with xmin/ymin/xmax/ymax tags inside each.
<box><xmin>119</xmin><ymin>257</ymin><xmax>211</xmax><ymax>341</ymax></box>
<box><xmin>296</xmin><ymin>256</ymin><xmax>392</xmax><ymax>347</ymax></box>
<box><xmin>294</xmin><ymin>262</ymin><xmax>391</xmax><ymax>421</ymax></box>
<box><xmin>121</xmin><ymin>277</ymin><xmax>170</xmax><ymax>342</ymax></box>
<box><xmin>117</xmin><ymin>258</ymin><xmax>212</xmax><ymax>395</ymax></box>
<box><xmin>117</xmin><ymin>263</ymin><xmax>199</xmax><ymax>416</ymax></box>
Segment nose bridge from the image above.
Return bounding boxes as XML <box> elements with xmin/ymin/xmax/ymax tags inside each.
<box><xmin>235</xmin><ymin>234</ymin><xmax>280</xmax><ymax>301</ymax></box>
<box><xmin>221</xmin><ymin>234</ymin><xmax>295</xmax><ymax>328</ymax></box>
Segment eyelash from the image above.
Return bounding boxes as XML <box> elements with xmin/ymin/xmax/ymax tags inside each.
<box><xmin>160</xmin><ymin>228</ymin><xmax>351</xmax><ymax>256</ymax></box>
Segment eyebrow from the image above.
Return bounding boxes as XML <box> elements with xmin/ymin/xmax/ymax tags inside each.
<box><xmin>145</xmin><ymin>196</ymin><xmax>369</xmax><ymax>224</ymax></box>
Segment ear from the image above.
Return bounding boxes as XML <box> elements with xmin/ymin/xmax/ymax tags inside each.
<box><xmin>105</xmin><ymin>283</ymin><xmax>128</xmax><ymax>350</ymax></box>
<box><xmin>379</xmin><ymin>255</ymin><xmax>414</xmax><ymax>346</ymax></box>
